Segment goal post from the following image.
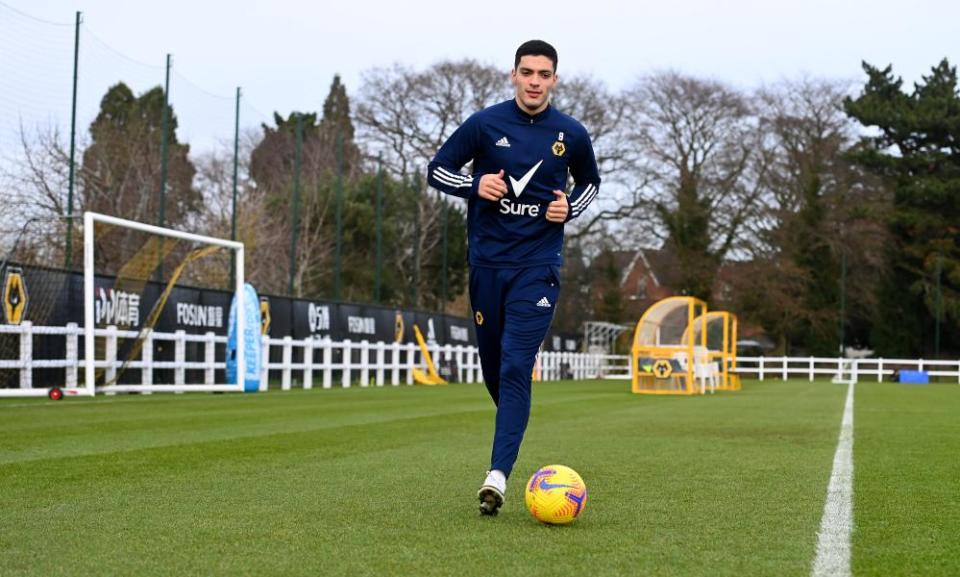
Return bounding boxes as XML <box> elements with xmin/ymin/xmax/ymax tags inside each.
<box><xmin>83</xmin><ymin>211</ymin><xmax>246</xmax><ymax>395</ymax></box>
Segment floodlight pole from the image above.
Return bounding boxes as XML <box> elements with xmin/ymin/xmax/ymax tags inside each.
<box><xmin>839</xmin><ymin>248</ymin><xmax>846</xmax><ymax>356</ymax></box>
<box><xmin>288</xmin><ymin>113</ymin><xmax>303</xmax><ymax>296</ymax></box>
<box><xmin>158</xmin><ymin>53</ymin><xmax>171</xmax><ymax>230</ymax></box>
<box><xmin>334</xmin><ymin>130</ymin><xmax>344</xmax><ymax>301</ymax></box>
<box><xmin>934</xmin><ymin>252</ymin><xmax>942</xmax><ymax>358</ymax></box>
<box><xmin>65</xmin><ymin>11</ymin><xmax>82</xmax><ymax>269</ymax></box>
<box><xmin>374</xmin><ymin>154</ymin><xmax>383</xmax><ymax>304</ymax></box>
<box><xmin>230</xmin><ymin>87</ymin><xmax>241</xmax><ymax>288</ymax></box>
<box><xmin>412</xmin><ymin>173</ymin><xmax>422</xmax><ymax>308</ymax></box>
<box><xmin>156</xmin><ymin>54</ymin><xmax>172</xmax><ymax>283</ymax></box>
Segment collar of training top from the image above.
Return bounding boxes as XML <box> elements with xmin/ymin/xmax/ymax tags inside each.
<box><xmin>512</xmin><ymin>99</ymin><xmax>553</xmax><ymax>123</ymax></box>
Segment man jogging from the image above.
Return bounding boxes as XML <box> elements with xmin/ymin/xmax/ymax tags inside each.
<box><xmin>427</xmin><ymin>39</ymin><xmax>601</xmax><ymax>515</ymax></box>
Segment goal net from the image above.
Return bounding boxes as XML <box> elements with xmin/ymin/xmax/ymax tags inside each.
<box><xmin>82</xmin><ymin>212</ymin><xmax>248</xmax><ymax>395</ymax></box>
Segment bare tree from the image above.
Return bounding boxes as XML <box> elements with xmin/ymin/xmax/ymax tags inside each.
<box><xmin>1</xmin><ymin>123</ymin><xmax>67</xmax><ymax>224</ymax></box>
<box><xmin>551</xmin><ymin>76</ymin><xmax>647</xmax><ymax>243</ymax></box>
<box><xmin>246</xmin><ymin>114</ymin><xmax>344</xmax><ymax>297</ymax></box>
<box><xmin>354</xmin><ymin>60</ymin><xmax>509</xmax><ymax>306</ymax></box>
<box><xmin>622</xmin><ymin>71</ymin><xmax>768</xmax><ymax>299</ymax></box>
<box><xmin>0</xmin><ymin>120</ymin><xmax>97</xmax><ymax>270</ymax></box>
<box><xmin>2</xmin><ymin>124</ymin><xmax>70</xmax><ymax>221</ymax></box>
<box><xmin>753</xmin><ymin>78</ymin><xmax>855</xmax><ymax>244</ymax></box>
<box><xmin>355</xmin><ymin>60</ymin><xmax>510</xmax><ymax>179</ymax></box>
<box><xmin>190</xmin><ymin>128</ymin><xmax>286</xmax><ymax>291</ymax></box>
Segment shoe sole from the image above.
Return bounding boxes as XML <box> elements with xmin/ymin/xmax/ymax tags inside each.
<box><xmin>478</xmin><ymin>486</ymin><xmax>504</xmax><ymax>516</ymax></box>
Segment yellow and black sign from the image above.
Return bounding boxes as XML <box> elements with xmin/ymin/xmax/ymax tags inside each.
<box><xmin>394</xmin><ymin>311</ymin><xmax>405</xmax><ymax>342</ymax></box>
<box><xmin>259</xmin><ymin>296</ymin><xmax>271</xmax><ymax>335</ymax></box>
<box><xmin>652</xmin><ymin>359</ymin><xmax>673</xmax><ymax>379</ymax></box>
<box><xmin>3</xmin><ymin>267</ymin><xmax>28</xmax><ymax>325</ymax></box>
<box><xmin>474</xmin><ymin>310</ymin><xmax>484</xmax><ymax>326</ymax></box>
<box><xmin>551</xmin><ymin>141</ymin><xmax>566</xmax><ymax>157</ymax></box>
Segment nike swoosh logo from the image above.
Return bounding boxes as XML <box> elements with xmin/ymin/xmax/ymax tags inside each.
<box><xmin>508</xmin><ymin>160</ymin><xmax>543</xmax><ymax>197</ymax></box>
<box><xmin>539</xmin><ymin>479</ymin><xmax>574</xmax><ymax>491</ymax></box>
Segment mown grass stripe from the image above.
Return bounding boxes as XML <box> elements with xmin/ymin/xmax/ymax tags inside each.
<box><xmin>0</xmin><ymin>380</ymin><xmax>849</xmax><ymax>577</ymax></box>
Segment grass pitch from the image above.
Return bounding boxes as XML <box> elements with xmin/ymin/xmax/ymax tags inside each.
<box><xmin>1</xmin><ymin>379</ymin><xmax>957</xmax><ymax>576</ymax></box>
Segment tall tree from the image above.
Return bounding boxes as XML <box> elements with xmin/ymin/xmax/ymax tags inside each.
<box><xmin>248</xmin><ymin>111</ymin><xmax>325</xmax><ymax>296</ymax></box>
<box><xmin>735</xmin><ymin>79</ymin><xmax>887</xmax><ymax>355</ymax></box>
<box><xmin>79</xmin><ymin>83</ymin><xmax>200</xmax><ymax>275</ymax></box>
<box><xmin>319</xmin><ymin>74</ymin><xmax>361</xmax><ymax>176</ymax></box>
<box><xmin>624</xmin><ymin>72</ymin><xmax>766</xmax><ymax>300</ymax></box>
<box><xmin>552</xmin><ymin>236</ymin><xmax>592</xmax><ymax>333</ymax></box>
<box><xmin>246</xmin><ymin>76</ymin><xmax>365</xmax><ymax>297</ymax></box>
<box><xmin>590</xmin><ymin>246</ymin><xmax>627</xmax><ymax>324</ymax></box>
<box><xmin>845</xmin><ymin>60</ymin><xmax>960</xmax><ymax>356</ymax></box>
<box><xmin>81</xmin><ymin>83</ymin><xmax>199</xmax><ymax>227</ymax></box>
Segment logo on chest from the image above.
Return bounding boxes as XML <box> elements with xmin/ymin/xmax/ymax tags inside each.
<box><xmin>508</xmin><ymin>160</ymin><xmax>543</xmax><ymax>197</ymax></box>
<box><xmin>500</xmin><ymin>160</ymin><xmax>544</xmax><ymax>218</ymax></box>
<box><xmin>499</xmin><ymin>197</ymin><xmax>540</xmax><ymax>217</ymax></box>
<box><xmin>552</xmin><ymin>131</ymin><xmax>566</xmax><ymax>157</ymax></box>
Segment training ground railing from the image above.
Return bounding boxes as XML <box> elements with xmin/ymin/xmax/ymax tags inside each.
<box><xmin>0</xmin><ymin>323</ymin><xmax>630</xmax><ymax>395</ymax></box>
<box><xmin>538</xmin><ymin>353</ymin><xmax>632</xmax><ymax>381</ymax></box>
<box><xmin>736</xmin><ymin>356</ymin><xmax>960</xmax><ymax>383</ymax></box>
<box><xmin>7</xmin><ymin>324</ymin><xmax>955</xmax><ymax>395</ymax></box>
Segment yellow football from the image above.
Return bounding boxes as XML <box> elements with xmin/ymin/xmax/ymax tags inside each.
<box><xmin>524</xmin><ymin>465</ymin><xmax>587</xmax><ymax>524</ymax></box>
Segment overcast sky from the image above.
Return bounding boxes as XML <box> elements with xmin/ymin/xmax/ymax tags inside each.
<box><xmin>2</xmin><ymin>0</ymin><xmax>958</xmax><ymax>155</ymax></box>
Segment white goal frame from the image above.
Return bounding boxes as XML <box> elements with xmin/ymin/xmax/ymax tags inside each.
<box><xmin>83</xmin><ymin>211</ymin><xmax>246</xmax><ymax>395</ymax></box>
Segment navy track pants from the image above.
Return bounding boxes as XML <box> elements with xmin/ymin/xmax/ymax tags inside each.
<box><xmin>470</xmin><ymin>264</ymin><xmax>560</xmax><ymax>479</ymax></box>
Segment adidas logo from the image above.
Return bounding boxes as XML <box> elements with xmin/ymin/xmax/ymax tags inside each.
<box><xmin>495</xmin><ymin>136</ymin><xmax>511</xmax><ymax>148</ymax></box>
<box><xmin>536</xmin><ymin>297</ymin><xmax>551</xmax><ymax>308</ymax></box>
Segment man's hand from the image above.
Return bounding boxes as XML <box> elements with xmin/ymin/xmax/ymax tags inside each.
<box><xmin>545</xmin><ymin>190</ymin><xmax>568</xmax><ymax>223</ymax></box>
<box><xmin>478</xmin><ymin>170</ymin><xmax>508</xmax><ymax>201</ymax></box>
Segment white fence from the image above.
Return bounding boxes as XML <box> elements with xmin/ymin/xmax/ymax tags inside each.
<box><xmin>4</xmin><ymin>323</ymin><xmax>958</xmax><ymax>396</ymax></box>
<box><xmin>737</xmin><ymin>356</ymin><xmax>960</xmax><ymax>383</ymax></box>
<box><xmin>0</xmin><ymin>322</ymin><xmax>82</xmax><ymax>391</ymax></box>
<box><xmin>0</xmin><ymin>322</ymin><xmax>630</xmax><ymax>396</ymax></box>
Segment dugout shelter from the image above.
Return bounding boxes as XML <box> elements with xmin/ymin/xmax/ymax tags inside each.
<box><xmin>631</xmin><ymin>296</ymin><xmax>709</xmax><ymax>395</ymax></box>
<box><xmin>682</xmin><ymin>311</ymin><xmax>741</xmax><ymax>393</ymax></box>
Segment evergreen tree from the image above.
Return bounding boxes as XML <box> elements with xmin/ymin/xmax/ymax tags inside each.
<box><xmin>247</xmin><ymin>76</ymin><xmax>364</xmax><ymax>297</ymax></box>
<box><xmin>81</xmin><ymin>82</ymin><xmax>199</xmax><ymax>226</ymax></box>
<box><xmin>320</xmin><ymin>75</ymin><xmax>361</xmax><ymax>176</ymax></box>
<box><xmin>80</xmin><ymin>82</ymin><xmax>200</xmax><ymax>275</ymax></box>
<box><xmin>845</xmin><ymin>60</ymin><xmax>960</xmax><ymax>356</ymax></box>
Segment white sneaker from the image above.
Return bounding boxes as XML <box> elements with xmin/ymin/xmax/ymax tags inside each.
<box><xmin>478</xmin><ymin>469</ymin><xmax>506</xmax><ymax>516</ymax></box>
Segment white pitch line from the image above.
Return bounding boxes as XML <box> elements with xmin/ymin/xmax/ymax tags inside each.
<box><xmin>811</xmin><ymin>381</ymin><xmax>855</xmax><ymax>577</ymax></box>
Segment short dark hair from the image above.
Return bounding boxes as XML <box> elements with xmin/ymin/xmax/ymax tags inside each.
<box><xmin>514</xmin><ymin>40</ymin><xmax>558</xmax><ymax>72</ymax></box>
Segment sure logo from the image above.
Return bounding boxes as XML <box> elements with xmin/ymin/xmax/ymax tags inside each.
<box><xmin>499</xmin><ymin>197</ymin><xmax>540</xmax><ymax>217</ymax></box>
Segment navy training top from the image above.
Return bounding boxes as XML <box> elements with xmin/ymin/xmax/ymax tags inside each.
<box><xmin>427</xmin><ymin>99</ymin><xmax>600</xmax><ymax>268</ymax></box>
